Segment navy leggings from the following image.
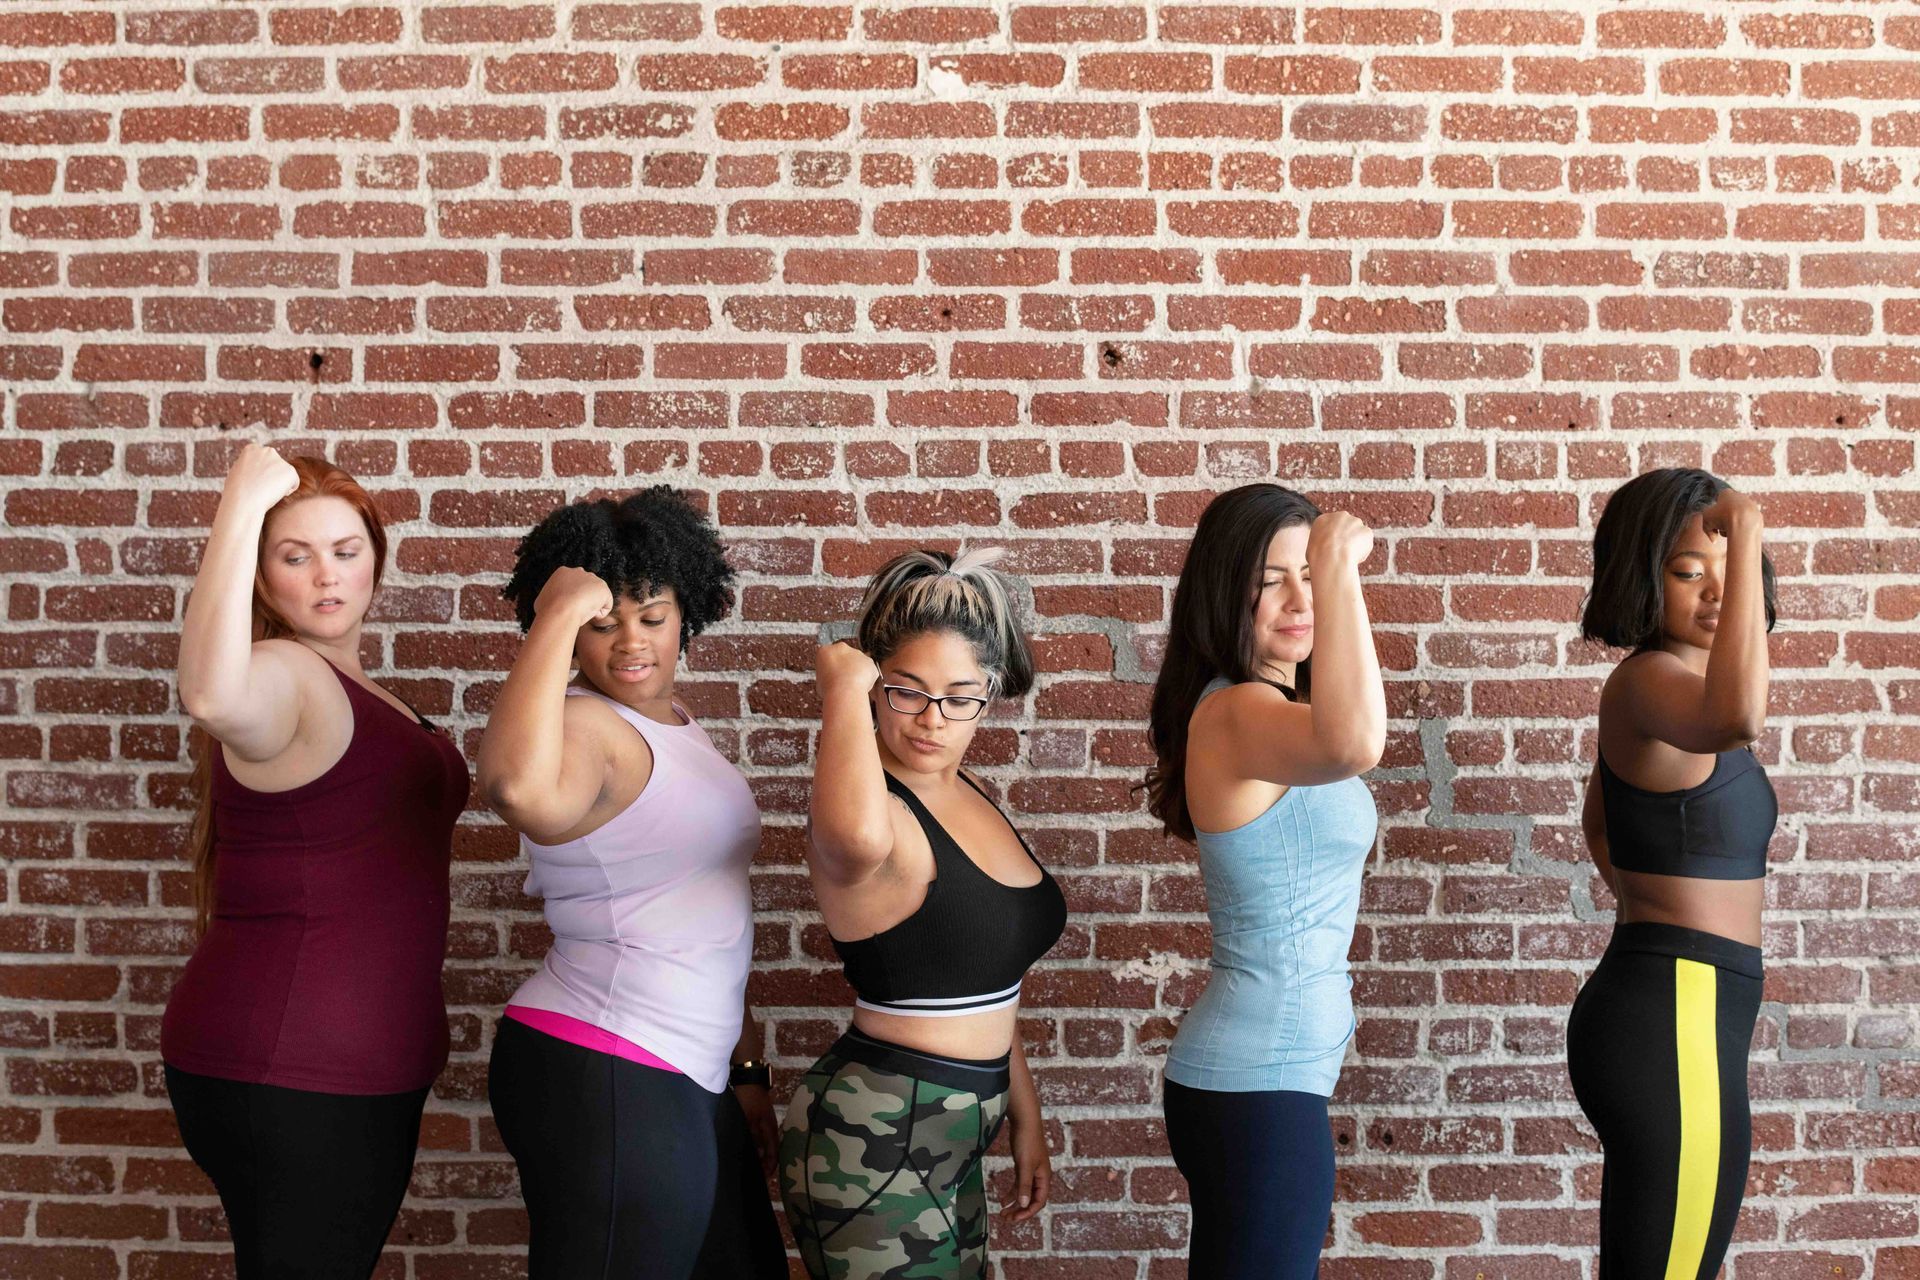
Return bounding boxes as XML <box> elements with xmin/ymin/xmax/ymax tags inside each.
<box><xmin>1164</xmin><ymin>1079</ymin><xmax>1333</xmax><ymax>1279</ymax></box>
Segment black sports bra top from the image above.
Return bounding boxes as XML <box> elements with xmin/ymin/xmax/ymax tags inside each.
<box><xmin>832</xmin><ymin>772</ymin><xmax>1068</xmax><ymax>1018</ymax></box>
<box><xmin>1597</xmin><ymin>746</ymin><xmax>1777</xmax><ymax>881</ymax></box>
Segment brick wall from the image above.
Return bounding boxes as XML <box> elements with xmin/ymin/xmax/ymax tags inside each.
<box><xmin>3</xmin><ymin>1</ymin><xmax>1919</xmax><ymax>1275</ymax></box>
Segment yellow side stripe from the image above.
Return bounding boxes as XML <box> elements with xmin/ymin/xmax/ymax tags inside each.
<box><xmin>1664</xmin><ymin>958</ymin><xmax>1719</xmax><ymax>1280</ymax></box>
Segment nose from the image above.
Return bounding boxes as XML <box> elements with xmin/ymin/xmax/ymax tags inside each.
<box><xmin>915</xmin><ymin>701</ymin><xmax>946</xmax><ymax>728</ymax></box>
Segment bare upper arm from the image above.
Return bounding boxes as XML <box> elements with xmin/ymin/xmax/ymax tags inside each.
<box><xmin>1607</xmin><ymin>651</ymin><xmax>1756</xmax><ymax>755</ymax></box>
<box><xmin>807</xmin><ymin>792</ymin><xmax>905</xmax><ymax>890</ymax></box>
<box><xmin>499</xmin><ymin>696</ymin><xmax>624</xmax><ymax>844</ymax></box>
<box><xmin>196</xmin><ymin>638</ymin><xmax>316</xmax><ymax>765</ymax></box>
<box><xmin>1199</xmin><ymin>682</ymin><xmax>1374</xmax><ymax>788</ymax></box>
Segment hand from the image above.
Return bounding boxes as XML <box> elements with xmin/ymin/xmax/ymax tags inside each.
<box><xmin>1700</xmin><ymin>489</ymin><xmax>1762</xmax><ymax>540</ymax></box>
<box><xmin>222</xmin><ymin>442</ymin><xmax>300</xmax><ymax>516</ymax></box>
<box><xmin>1001</xmin><ymin>1104</ymin><xmax>1052</xmax><ymax>1223</ymax></box>
<box><xmin>534</xmin><ymin>566</ymin><xmax>614</xmax><ymax>628</ymax></box>
<box><xmin>1306</xmin><ymin>510</ymin><xmax>1374</xmax><ymax>570</ymax></box>
<box><xmin>815</xmin><ymin>639</ymin><xmax>879</xmax><ymax>696</ymax></box>
<box><xmin>733</xmin><ymin>1083</ymin><xmax>780</xmax><ymax>1179</ymax></box>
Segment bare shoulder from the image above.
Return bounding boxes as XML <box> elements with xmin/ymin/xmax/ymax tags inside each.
<box><xmin>1194</xmin><ymin>679</ymin><xmax>1297</xmax><ymax>738</ymax></box>
<box><xmin>1604</xmin><ymin>649</ymin><xmax>1691</xmax><ymax>710</ymax></box>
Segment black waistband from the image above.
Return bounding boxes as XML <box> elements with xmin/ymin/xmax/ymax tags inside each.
<box><xmin>1606</xmin><ymin>921</ymin><xmax>1764</xmax><ymax>981</ymax></box>
<box><xmin>827</xmin><ymin>1028</ymin><xmax>1012</xmax><ymax>1095</ymax></box>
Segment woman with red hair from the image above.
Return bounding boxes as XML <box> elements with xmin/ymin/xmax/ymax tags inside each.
<box><xmin>161</xmin><ymin>443</ymin><xmax>469</xmax><ymax>1279</ymax></box>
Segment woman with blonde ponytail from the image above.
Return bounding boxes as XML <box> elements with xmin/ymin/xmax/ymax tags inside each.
<box><xmin>161</xmin><ymin>443</ymin><xmax>469</xmax><ymax>1279</ymax></box>
<box><xmin>778</xmin><ymin>547</ymin><xmax>1066</xmax><ymax>1280</ymax></box>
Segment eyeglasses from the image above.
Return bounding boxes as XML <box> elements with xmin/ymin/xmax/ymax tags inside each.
<box><xmin>879</xmin><ymin>684</ymin><xmax>989</xmax><ymax>722</ymax></box>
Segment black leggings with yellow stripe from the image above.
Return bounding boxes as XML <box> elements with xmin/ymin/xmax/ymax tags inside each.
<box><xmin>1567</xmin><ymin>922</ymin><xmax>1763</xmax><ymax>1280</ymax></box>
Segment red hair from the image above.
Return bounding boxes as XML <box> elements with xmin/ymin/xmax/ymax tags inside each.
<box><xmin>187</xmin><ymin>457</ymin><xmax>388</xmax><ymax>934</ymax></box>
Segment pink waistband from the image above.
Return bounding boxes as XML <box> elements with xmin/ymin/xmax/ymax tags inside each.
<box><xmin>503</xmin><ymin>1006</ymin><xmax>684</xmax><ymax>1075</ymax></box>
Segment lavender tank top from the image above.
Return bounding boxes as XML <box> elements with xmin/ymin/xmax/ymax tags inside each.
<box><xmin>505</xmin><ymin>685</ymin><xmax>761</xmax><ymax>1093</ymax></box>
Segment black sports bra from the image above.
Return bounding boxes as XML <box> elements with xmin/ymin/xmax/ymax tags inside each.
<box><xmin>1598</xmin><ymin>746</ymin><xmax>1777</xmax><ymax>881</ymax></box>
<box><xmin>832</xmin><ymin>772</ymin><xmax>1067</xmax><ymax>1018</ymax></box>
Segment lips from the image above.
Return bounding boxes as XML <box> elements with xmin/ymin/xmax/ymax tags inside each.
<box><xmin>905</xmin><ymin>736</ymin><xmax>943</xmax><ymax>754</ymax></box>
<box><xmin>609</xmin><ymin>662</ymin><xmax>654</xmax><ymax>683</ymax></box>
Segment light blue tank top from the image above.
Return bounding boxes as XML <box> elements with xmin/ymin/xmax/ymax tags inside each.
<box><xmin>1164</xmin><ymin>678</ymin><xmax>1379</xmax><ymax>1096</ymax></box>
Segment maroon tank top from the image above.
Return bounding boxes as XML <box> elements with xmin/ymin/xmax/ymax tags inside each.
<box><xmin>161</xmin><ymin>658</ymin><xmax>469</xmax><ymax>1095</ymax></box>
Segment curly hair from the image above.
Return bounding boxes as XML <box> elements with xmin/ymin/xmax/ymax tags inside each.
<box><xmin>501</xmin><ymin>486</ymin><xmax>734</xmax><ymax>641</ymax></box>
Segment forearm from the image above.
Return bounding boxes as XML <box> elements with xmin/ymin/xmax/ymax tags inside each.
<box><xmin>1701</xmin><ymin>523</ymin><xmax>1769</xmax><ymax>739</ymax></box>
<box><xmin>1007</xmin><ymin>1034</ymin><xmax>1041</xmax><ymax>1121</ymax></box>
<box><xmin>731</xmin><ymin>1005</ymin><xmax>764</xmax><ymax>1063</ymax></box>
<box><xmin>810</xmin><ymin>683</ymin><xmax>892</xmax><ymax>853</ymax></box>
<box><xmin>477</xmin><ymin>613</ymin><xmax>580</xmax><ymax>803</ymax></box>
<box><xmin>1305</xmin><ymin>560</ymin><xmax>1386</xmax><ymax>767</ymax></box>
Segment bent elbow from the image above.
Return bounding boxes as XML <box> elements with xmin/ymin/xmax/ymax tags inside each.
<box><xmin>1321</xmin><ymin>727</ymin><xmax>1385</xmax><ymax>778</ymax></box>
<box><xmin>1710</xmin><ymin>712</ymin><xmax>1765</xmax><ymax>751</ymax></box>
<box><xmin>809</xmin><ymin>828</ymin><xmax>891</xmax><ymax>885</ymax></box>
<box><xmin>478</xmin><ymin>774</ymin><xmax>529</xmax><ymax>822</ymax></box>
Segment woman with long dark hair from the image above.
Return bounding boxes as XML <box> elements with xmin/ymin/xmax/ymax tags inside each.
<box><xmin>163</xmin><ymin>443</ymin><xmax>468</xmax><ymax>1278</ymax></box>
<box><xmin>478</xmin><ymin>488</ymin><xmax>785</xmax><ymax>1280</ymax></box>
<box><xmin>1143</xmin><ymin>484</ymin><xmax>1385</xmax><ymax>1279</ymax></box>
<box><xmin>1567</xmin><ymin>469</ymin><xmax>1777</xmax><ymax>1279</ymax></box>
<box><xmin>779</xmin><ymin>547</ymin><xmax>1065</xmax><ymax>1280</ymax></box>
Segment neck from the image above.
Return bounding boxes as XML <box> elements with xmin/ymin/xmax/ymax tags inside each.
<box><xmin>579</xmin><ymin>676</ymin><xmax>682</xmax><ymax>725</ymax></box>
<box><xmin>1256</xmin><ymin>657</ymin><xmax>1296</xmax><ymax>687</ymax></box>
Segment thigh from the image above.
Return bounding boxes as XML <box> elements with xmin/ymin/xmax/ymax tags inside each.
<box><xmin>692</xmin><ymin>1090</ymin><xmax>788</xmax><ymax>1280</ymax></box>
<box><xmin>490</xmin><ymin>1019</ymin><xmax>721</xmax><ymax>1280</ymax></box>
<box><xmin>606</xmin><ymin>1060</ymin><xmax>722</xmax><ymax>1279</ymax></box>
<box><xmin>1165</xmin><ymin>1080</ymin><xmax>1332</xmax><ymax>1280</ymax></box>
<box><xmin>165</xmin><ymin>1066</ymin><xmax>262</xmax><ymax>1263</ymax></box>
<box><xmin>243</xmin><ymin>1083</ymin><xmax>429</xmax><ymax>1280</ymax></box>
<box><xmin>489</xmin><ymin>1019</ymin><xmax>620</xmax><ymax>1278</ymax></box>
<box><xmin>779</xmin><ymin>1056</ymin><xmax>992</xmax><ymax>1280</ymax></box>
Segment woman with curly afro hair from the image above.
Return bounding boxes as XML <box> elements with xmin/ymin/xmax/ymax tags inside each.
<box><xmin>478</xmin><ymin>487</ymin><xmax>785</xmax><ymax>1279</ymax></box>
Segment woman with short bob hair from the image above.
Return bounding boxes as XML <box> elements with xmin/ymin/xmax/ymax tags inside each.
<box><xmin>1143</xmin><ymin>483</ymin><xmax>1386</xmax><ymax>1279</ymax></box>
<box><xmin>479</xmin><ymin>487</ymin><xmax>784</xmax><ymax>1280</ymax></box>
<box><xmin>1567</xmin><ymin>468</ymin><xmax>1778</xmax><ymax>1280</ymax></box>
<box><xmin>779</xmin><ymin>547</ymin><xmax>1065</xmax><ymax>1280</ymax></box>
<box><xmin>163</xmin><ymin>443</ymin><xmax>469</xmax><ymax>1278</ymax></box>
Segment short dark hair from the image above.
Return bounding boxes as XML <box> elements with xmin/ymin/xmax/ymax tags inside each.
<box><xmin>1144</xmin><ymin>483</ymin><xmax>1321</xmax><ymax>841</ymax></box>
<box><xmin>1581</xmin><ymin>467</ymin><xmax>1777</xmax><ymax>651</ymax></box>
<box><xmin>501</xmin><ymin>486</ymin><xmax>734</xmax><ymax>641</ymax></box>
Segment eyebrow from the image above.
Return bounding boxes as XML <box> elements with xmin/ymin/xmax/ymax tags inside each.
<box><xmin>890</xmin><ymin>668</ymin><xmax>983</xmax><ymax>691</ymax></box>
<box><xmin>273</xmin><ymin>536</ymin><xmax>363</xmax><ymax>550</ymax></box>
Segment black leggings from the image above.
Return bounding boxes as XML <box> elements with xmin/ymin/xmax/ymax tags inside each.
<box><xmin>164</xmin><ymin>1065</ymin><xmax>428</xmax><ymax>1279</ymax></box>
<box><xmin>488</xmin><ymin>1016</ymin><xmax>785</xmax><ymax>1280</ymax></box>
<box><xmin>1567</xmin><ymin>921</ymin><xmax>1764</xmax><ymax>1280</ymax></box>
<box><xmin>1163</xmin><ymin>1079</ymin><xmax>1333</xmax><ymax>1279</ymax></box>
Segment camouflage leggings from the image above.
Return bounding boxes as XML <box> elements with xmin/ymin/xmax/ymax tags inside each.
<box><xmin>778</xmin><ymin>1029</ymin><xmax>1010</xmax><ymax>1280</ymax></box>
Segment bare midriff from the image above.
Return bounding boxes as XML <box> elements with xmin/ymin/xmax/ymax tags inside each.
<box><xmin>852</xmin><ymin>1004</ymin><xmax>1022</xmax><ymax>1061</ymax></box>
<box><xmin>1614</xmin><ymin>871</ymin><xmax>1764</xmax><ymax>947</ymax></box>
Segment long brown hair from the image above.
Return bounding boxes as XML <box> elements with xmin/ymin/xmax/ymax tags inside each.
<box><xmin>187</xmin><ymin>457</ymin><xmax>388</xmax><ymax>934</ymax></box>
<box><xmin>1143</xmin><ymin>484</ymin><xmax>1320</xmax><ymax>842</ymax></box>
